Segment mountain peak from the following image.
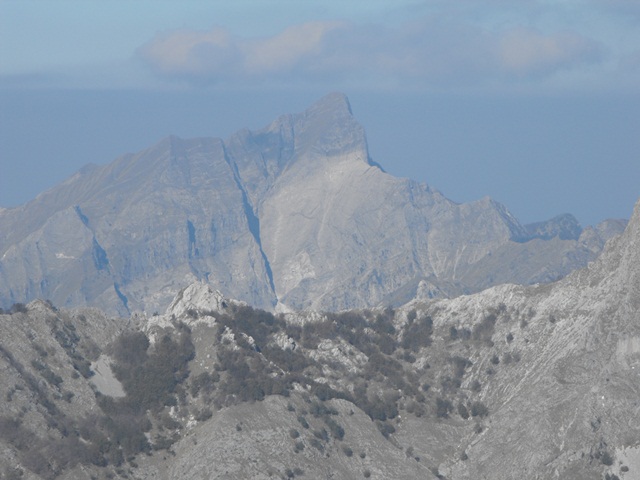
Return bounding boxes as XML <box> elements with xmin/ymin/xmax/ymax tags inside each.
<box><xmin>296</xmin><ymin>91</ymin><xmax>356</xmax><ymax>132</ymax></box>
<box><xmin>0</xmin><ymin>92</ymin><xmax>624</xmax><ymax>315</ymax></box>
<box><xmin>522</xmin><ymin>213</ymin><xmax>583</xmax><ymax>242</ymax></box>
<box><xmin>307</xmin><ymin>91</ymin><xmax>353</xmax><ymax>116</ymax></box>
<box><xmin>287</xmin><ymin>92</ymin><xmax>365</xmax><ymax>160</ymax></box>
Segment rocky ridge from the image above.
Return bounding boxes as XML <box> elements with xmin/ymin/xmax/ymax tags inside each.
<box><xmin>0</xmin><ymin>93</ymin><xmax>626</xmax><ymax>316</ymax></box>
<box><xmin>0</xmin><ymin>196</ymin><xmax>638</xmax><ymax>479</ymax></box>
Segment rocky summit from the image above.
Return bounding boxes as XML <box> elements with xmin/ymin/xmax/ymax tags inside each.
<box><xmin>0</xmin><ymin>93</ymin><xmax>626</xmax><ymax>316</ymax></box>
<box><xmin>0</xmin><ymin>195</ymin><xmax>639</xmax><ymax>479</ymax></box>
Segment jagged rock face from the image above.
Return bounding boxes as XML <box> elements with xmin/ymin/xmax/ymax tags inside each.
<box><xmin>521</xmin><ymin>213</ymin><xmax>583</xmax><ymax>241</ymax></box>
<box><xmin>413</xmin><ymin>198</ymin><xmax>640</xmax><ymax>479</ymax></box>
<box><xmin>0</xmin><ymin>198</ymin><xmax>638</xmax><ymax>480</ymax></box>
<box><xmin>165</xmin><ymin>282</ymin><xmax>242</xmax><ymax>320</ymax></box>
<box><xmin>0</xmin><ymin>93</ymin><xmax>626</xmax><ymax>315</ymax></box>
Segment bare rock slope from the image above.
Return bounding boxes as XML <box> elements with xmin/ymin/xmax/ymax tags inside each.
<box><xmin>0</xmin><ymin>93</ymin><xmax>624</xmax><ymax>315</ymax></box>
<box><xmin>0</xmin><ymin>197</ymin><xmax>638</xmax><ymax>479</ymax></box>
<box><xmin>415</xmin><ymin>196</ymin><xmax>640</xmax><ymax>479</ymax></box>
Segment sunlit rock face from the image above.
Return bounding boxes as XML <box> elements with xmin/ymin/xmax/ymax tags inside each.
<box><xmin>0</xmin><ymin>198</ymin><xmax>638</xmax><ymax>479</ymax></box>
<box><xmin>0</xmin><ymin>93</ymin><xmax>625</xmax><ymax>315</ymax></box>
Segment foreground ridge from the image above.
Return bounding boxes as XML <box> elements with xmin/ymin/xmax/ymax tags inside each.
<box><xmin>0</xmin><ymin>197</ymin><xmax>638</xmax><ymax>478</ymax></box>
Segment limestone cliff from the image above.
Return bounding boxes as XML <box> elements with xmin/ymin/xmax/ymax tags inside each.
<box><xmin>0</xmin><ymin>93</ymin><xmax>625</xmax><ymax>315</ymax></box>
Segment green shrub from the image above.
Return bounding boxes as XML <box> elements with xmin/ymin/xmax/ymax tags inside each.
<box><xmin>377</xmin><ymin>333</ymin><xmax>396</xmax><ymax>355</ymax></box>
<box><xmin>111</xmin><ymin>328</ymin><xmax>195</xmax><ymax>411</ymax></box>
<box><xmin>600</xmin><ymin>451</ymin><xmax>614</xmax><ymax>466</ymax></box>
<box><xmin>194</xmin><ymin>408</ymin><xmax>212</xmax><ymax>422</ymax></box>
<box><xmin>190</xmin><ymin>371</ymin><xmax>219</xmax><ymax>397</ymax></box>
<box><xmin>110</xmin><ymin>331</ymin><xmax>149</xmax><ymax>368</ymax></box>
<box><xmin>31</xmin><ymin>359</ymin><xmax>63</xmax><ymax>387</ymax></box>
<box><xmin>312</xmin><ymin>383</ymin><xmax>341</xmax><ymax>402</ymax></box>
<box><xmin>472</xmin><ymin>314</ymin><xmax>497</xmax><ymax>343</ymax></box>
<box><xmin>372</xmin><ymin>308</ymin><xmax>395</xmax><ymax>334</ymax></box>
<box><xmin>470</xmin><ymin>401</ymin><xmax>489</xmax><ymax>418</ymax></box>
<box><xmin>376</xmin><ymin>420</ymin><xmax>396</xmax><ymax>438</ymax></box>
<box><xmin>324</xmin><ymin>417</ymin><xmax>345</xmax><ymax>440</ymax></box>
<box><xmin>153</xmin><ymin>434</ymin><xmax>176</xmax><ymax>451</ymax></box>
<box><xmin>449</xmin><ymin>326</ymin><xmax>459</xmax><ymax>340</ymax></box>
<box><xmin>297</xmin><ymin>415</ymin><xmax>309</xmax><ymax>429</ymax></box>
<box><xmin>262</xmin><ymin>346</ymin><xmax>310</xmax><ymax>374</ymax></box>
<box><xmin>365</xmin><ymin>352</ymin><xmax>403</xmax><ymax>379</ymax></box>
<box><xmin>361</xmin><ymin>394</ymin><xmax>398</xmax><ymax>422</ymax></box>
<box><xmin>72</xmin><ymin>356</ymin><xmax>94</xmax><ymax>379</ymax></box>
<box><xmin>10</xmin><ymin>303</ymin><xmax>28</xmax><ymax>314</ymax></box>
<box><xmin>313</xmin><ymin>428</ymin><xmax>329</xmax><ymax>442</ymax></box>
<box><xmin>312</xmin><ymin>400</ymin><xmax>339</xmax><ymax>416</ymax></box>
<box><xmin>451</xmin><ymin>356</ymin><xmax>472</xmax><ymax>378</ymax></box>
<box><xmin>457</xmin><ymin>403</ymin><xmax>469</xmax><ymax>419</ymax></box>
<box><xmin>3</xmin><ymin>467</ymin><xmax>24</xmax><ymax>480</ymax></box>
<box><xmin>436</xmin><ymin>398</ymin><xmax>453</xmax><ymax>418</ymax></box>
<box><xmin>30</xmin><ymin>359</ymin><xmax>45</xmax><ymax>371</ymax></box>
<box><xmin>218</xmin><ymin>305</ymin><xmax>284</xmax><ymax>350</ymax></box>
<box><xmin>309</xmin><ymin>438</ymin><xmax>324</xmax><ymax>452</ymax></box>
<box><xmin>440</xmin><ymin>375</ymin><xmax>461</xmax><ymax>393</ymax></box>
<box><xmin>32</xmin><ymin>343</ymin><xmax>48</xmax><ymax>358</ymax></box>
<box><xmin>402</xmin><ymin>316</ymin><xmax>433</xmax><ymax>351</ymax></box>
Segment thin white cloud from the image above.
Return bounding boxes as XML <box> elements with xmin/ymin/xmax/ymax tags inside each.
<box><xmin>138</xmin><ymin>27</ymin><xmax>239</xmax><ymax>76</ymax></box>
<box><xmin>138</xmin><ymin>21</ymin><xmax>346</xmax><ymax>81</ymax></box>
<box><xmin>244</xmin><ymin>21</ymin><xmax>346</xmax><ymax>74</ymax></box>
<box><xmin>498</xmin><ymin>28</ymin><xmax>602</xmax><ymax>76</ymax></box>
<box><xmin>137</xmin><ymin>18</ymin><xmax>604</xmax><ymax>89</ymax></box>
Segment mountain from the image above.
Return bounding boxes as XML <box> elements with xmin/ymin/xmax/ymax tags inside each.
<box><xmin>1</xmin><ymin>196</ymin><xmax>639</xmax><ymax>480</ymax></box>
<box><xmin>0</xmin><ymin>93</ymin><xmax>626</xmax><ymax>315</ymax></box>
<box><xmin>405</xmin><ymin>196</ymin><xmax>640</xmax><ymax>479</ymax></box>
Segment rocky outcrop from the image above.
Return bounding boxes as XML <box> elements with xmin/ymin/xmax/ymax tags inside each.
<box><xmin>0</xmin><ymin>197</ymin><xmax>638</xmax><ymax>479</ymax></box>
<box><xmin>407</xmin><ymin>197</ymin><xmax>640</xmax><ymax>479</ymax></box>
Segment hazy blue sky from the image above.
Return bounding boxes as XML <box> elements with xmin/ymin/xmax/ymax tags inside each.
<box><xmin>1</xmin><ymin>0</ymin><xmax>639</xmax><ymax>226</ymax></box>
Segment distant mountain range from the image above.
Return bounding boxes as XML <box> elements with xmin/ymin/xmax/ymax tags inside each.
<box><xmin>0</xmin><ymin>93</ymin><xmax>626</xmax><ymax>315</ymax></box>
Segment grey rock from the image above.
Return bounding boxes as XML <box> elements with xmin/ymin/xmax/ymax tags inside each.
<box><xmin>0</xmin><ymin>93</ymin><xmax>626</xmax><ymax>315</ymax></box>
<box><xmin>521</xmin><ymin>212</ymin><xmax>583</xmax><ymax>241</ymax></box>
<box><xmin>0</xmin><ymin>196</ymin><xmax>638</xmax><ymax>479</ymax></box>
<box><xmin>406</xmin><ymin>197</ymin><xmax>640</xmax><ymax>479</ymax></box>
